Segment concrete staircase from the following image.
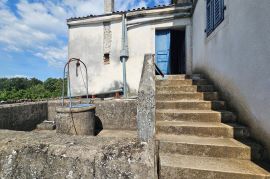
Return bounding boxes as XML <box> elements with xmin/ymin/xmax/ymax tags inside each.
<box><xmin>155</xmin><ymin>74</ymin><xmax>270</xmax><ymax>179</ymax></box>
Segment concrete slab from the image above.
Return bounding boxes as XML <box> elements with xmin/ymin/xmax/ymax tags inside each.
<box><xmin>97</xmin><ymin>129</ymin><xmax>137</xmax><ymax>138</ymax></box>
<box><xmin>156</xmin><ymin>134</ymin><xmax>250</xmax><ymax>159</ymax></box>
<box><xmin>160</xmin><ymin>154</ymin><xmax>270</xmax><ymax>179</ymax></box>
<box><xmin>0</xmin><ymin>130</ymin><xmax>155</xmax><ymax>178</ymax></box>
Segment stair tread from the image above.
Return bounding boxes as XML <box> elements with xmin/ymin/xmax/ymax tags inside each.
<box><xmin>156</xmin><ymin>91</ymin><xmax>217</xmax><ymax>94</ymax></box>
<box><xmin>156</xmin><ymin>79</ymin><xmax>192</xmax><ymax>81</ymax></box>
<box><xmin>156</xmin><ymin>109</ymin><xmax>231</xmax><ymax>114</ymax></box>
<box><xmin>156</xmin><ymin>84</ymin><xmax>213</xmax><ymax>87</ymax></box>
<box><xmin>160</xmin><ymin>154</ymin><xmax>270</xmax><ymax>176</ymax></box>
<box><xmin>156</xmin><ymin>79</ymin><xmax>207</xmax><ymax>82</ymax></box>
<box><xmin>156</xmin><ymin>134</ymin><xmax>248</xmax><ymax>148</ymax></box>
<box><xmin>156</xmin><ymin>100</ymin><xmax>223</xmax><ymax>102</ymax></box>
<box><xmin>156</xmin><ymin>121</ymin><xmax>232</xmax><ymax>128</ymax></box>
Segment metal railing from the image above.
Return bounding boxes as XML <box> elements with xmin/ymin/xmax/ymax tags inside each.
<box><xmin>154</xmin><ymin>63</ymin><xmax>165</xmax><ymax>78</ymax></box>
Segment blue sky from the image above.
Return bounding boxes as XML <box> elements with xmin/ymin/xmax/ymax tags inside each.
<box><xmin>0</xmin><ymin>0</ymin><xmax>170</xmax><ymax>80</ymax></box>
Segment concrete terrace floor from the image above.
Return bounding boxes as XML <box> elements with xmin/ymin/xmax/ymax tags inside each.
<box><xmin>35</xmin><ymin>129</ymin><xmax>138</xmax><ymax>138</ymax></box>
<box><xmin>97</xmin><ymin>129</ymin><xmax>137</xmax><ymax>138</ymax></box>
<box><xmin>0</xmin><ymin>129</ymin><xmax>154</xmax><ymax>178</ymax></box>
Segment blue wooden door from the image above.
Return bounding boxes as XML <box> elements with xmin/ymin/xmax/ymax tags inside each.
<box><xmin>155</xmin><ymin>30</ymin><xmax>171</xmax><ymax>75</ymax></box>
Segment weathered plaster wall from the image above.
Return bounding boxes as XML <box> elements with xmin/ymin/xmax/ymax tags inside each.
<box><xmin>0</xmin><ymin>102</ymin><xmax>47</xmax><ymax>131</ymax></box>
<box><xmin>68</xmin><ymin>10</ymin><xmax>191</xmax><ymax>96</ymax></box>
<box><xmin>192</xmin><ymin>0</ymin><xmax>270</xmax><ymax>159</ymax></box>
<box><xmin>0</xmin><ymin>130</ymin><xmax>155</xmax><ymax>178</ymax></box>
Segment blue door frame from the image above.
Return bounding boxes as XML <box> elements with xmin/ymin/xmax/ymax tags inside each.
<box><xmin>155</xmin><ymin>30</ymin><xmax>171</xmax><ymax>75</ymax></box>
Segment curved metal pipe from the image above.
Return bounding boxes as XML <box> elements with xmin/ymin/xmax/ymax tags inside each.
<box><xmin>61</xmin><ymin>58</ymin><xmax>89</xmax><ymax>107</ymax></box>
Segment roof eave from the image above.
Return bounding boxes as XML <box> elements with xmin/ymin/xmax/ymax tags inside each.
<box><xmin>67</xmin><ymin>4</ymin><xmax>193</xmax><ymax>27</ymax></box>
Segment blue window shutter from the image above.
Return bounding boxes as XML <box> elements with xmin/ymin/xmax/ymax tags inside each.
<box><xmin>206</xmin><ymin>0</ymin><xmax>213</xmax><ymax>35</ymax></box>
<box><xmin>213</xmin><ymin>0</ymin><xmax>224</xmax><ymax>28</ymax></box>
<box><xmin>206</xmin><ymin>0</ymin><xmax>224</xmax><ymax>36</ymax></box>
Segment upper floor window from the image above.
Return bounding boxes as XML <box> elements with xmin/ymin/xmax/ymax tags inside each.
<box><xmin>206</xmin><ymin>0</ymin><xmax>225</xmax><ymax>36</ymax></box>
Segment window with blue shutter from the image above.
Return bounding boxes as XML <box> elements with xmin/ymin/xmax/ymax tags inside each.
<box><xmin>206</xmin><ymin>0</ymin><xmax>224</xmax><ymax>36</ymax></box>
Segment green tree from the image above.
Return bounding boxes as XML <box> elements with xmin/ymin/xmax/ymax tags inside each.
<box><xmin>0</xmin><ymin>77</ymin><xmax>65</xmax><ymax>101</ymax></box>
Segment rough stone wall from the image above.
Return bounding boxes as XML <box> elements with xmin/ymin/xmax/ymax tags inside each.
<box><xmin>48</xmin><ymin>100</ymin><xmax>61</xmax><ymax>121</ymax></box>
<box><xmin>48</xmin><ymin>99</ymin><xmax>137</xmax><ymax>130</ymax></box>
<box><xmin>94</xmin><ymin>99</ymin><xmax>137</xmax><ymax>130</ymax></box>
<box><xmin>137</xmin><ymin>54</ymin><xmax>156</xmax><ymax>142</ymax></box>
<box><xmin>0</xmin><ymin>102</ymin><xmax>47</xmax><ymax>131</ymax></box>
<box><xmin>0</xmin><ymin>130</ymin><xmax>155</xmax><ymax>179</ymax></box>
<box><xmin>103</xmin><ymin>22</ymin><xmax>112</xmax><ymax>55</ymax></box>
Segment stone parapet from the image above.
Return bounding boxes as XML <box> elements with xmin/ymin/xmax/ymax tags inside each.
<box><xmin>137</xmin><ymin>54</ymin><xmax>156</xmax><ymax>142</ymax></box>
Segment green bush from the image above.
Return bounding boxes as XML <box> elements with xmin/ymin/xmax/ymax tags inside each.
<box><xmin>0</xmin><ymin>77</ymin><xmax>66</xmax><ymax>101</ymax></box>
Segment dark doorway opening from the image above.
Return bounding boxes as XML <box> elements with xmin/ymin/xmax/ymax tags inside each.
<box><xmin>170</xmin><ymin>30</ymin><xmax>186</xmax><ymax>74</ymax></box>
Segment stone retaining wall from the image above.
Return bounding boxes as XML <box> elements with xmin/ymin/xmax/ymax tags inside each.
<box><xmin>48</xmin><ymin>99</ymin><xmax>137</xmax><ymax>130</ymax></box>
<box><xmin>0</xmin><ymin>102</ymin><xmax>47</xmax><ymax>131</ymax></box>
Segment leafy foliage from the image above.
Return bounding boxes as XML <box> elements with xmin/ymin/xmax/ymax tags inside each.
<box><xmin>0</xmin><ymin>77</ymin><xmax>66</xmax><ymax>101</ymax></box>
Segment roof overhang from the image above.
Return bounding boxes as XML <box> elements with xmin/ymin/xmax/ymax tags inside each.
<box><xmin>67</xmin><ymin>3</ymin><xmax>193</xmax><ymax>27</ymax></box>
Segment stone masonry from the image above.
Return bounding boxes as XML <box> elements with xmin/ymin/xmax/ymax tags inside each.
<box><xmin>0</xmin><ymin>102</ymin><xmax>47</xmax><ymax>131</ymax></box>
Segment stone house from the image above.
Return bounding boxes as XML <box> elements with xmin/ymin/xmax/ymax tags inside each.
<box><xmin>67</xmin><ymin>0</ymin><xmax>270</xmax><ymax>177</ymax></box>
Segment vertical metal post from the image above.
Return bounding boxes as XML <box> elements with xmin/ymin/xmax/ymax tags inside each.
<box><xmin>120</xmin><ymin>14</ymin><xmax>128</xmax><ymax>98</ymax></box>
<box><xmin>122</xmin><ymin>57</ymin><xmax>127</xmax><ymax>98</ymax></box>
<box><xmin>67</xmin><ymin>62</ymin><xmax>72</xmax><ymax>108</ymax></box>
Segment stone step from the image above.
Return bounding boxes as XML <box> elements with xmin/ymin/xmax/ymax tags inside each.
<box><xmin>156</xmin><ymin>134</ymin><xmax>251</xmax><ymax>159</ymax></box>
<box><xmin>156</xmin><ymin>92</ymin><xmax>203</xmax><ymax>100</ymax></box>
<box><xmin>192</xmin><ymin>79</ymin><xmax>209</xmax><ymax>85</ymax></box>
<box><xmin>239</xmin><ymin>139</ymin><xmax>266</xmax><ymax>161</ymax></box>
<box><xmin>156</xmin><ymin>92</ymin><xmax>218</xmax><ymax>101</ymax></box>
<box><xmin>156</xmin><ymin>79</ymin><xmax>193</xmax><ymax>86</ymax></box>
<box><xmin>197</xmin><ymin>85</ymin><xmax>215</xmax><ymax>92</ymax></box>
<box><xmin>156</xmin><ymin>121</ymin><xmax>249</xmax><ymax>138</ymax></box>
<box><xmin>159</xmin><ymin>154</ymin><xmax>270</xmax><ymax>179</ymax></box>
<box><xmin>156</xmin><ymin>100</ymin><xmax>226</xmax><ymax>110</ymax></box>
<box><xmin>36</xmin><ymin>120</ymin><xmax>56</xmax><ymax>130</ymax></box>
<box><xmin>156</xmin><ymin>79</ymin><xmax>210</xmax><ymax>86</ymax></box>
<box><xmin>156</xmin><ymin>109</ymin><xmax>236</xmax><ymax>123</ymax></box>
<box><xmin>156</xmin><ymin>75</ymin><xmax>189</xmax><ymax>80</ymax></box>
<box><xmin>156</xmin><ymin>85</ymin><xmax>198</xmax><ymax>93</ymax></box>
<box><xmin>156</xmin><ymin>74</ymin><xmax>207</xmax><ymax>81</ymax></box>
<box><xmin>156</xmin><ymin>85</ymin><xmax>216</xmax><ymax>93</ymax></box>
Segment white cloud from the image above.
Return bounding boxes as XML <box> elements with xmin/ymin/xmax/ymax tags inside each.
<box><xmin>0</xmin><ymin>0</ymin><xmax>104</xmax><ymax>67</ymax></box>
<box><xmin>35</xmin><ymin>46</ymin><xmax>67</xmax><ymax>67</ymax></box>
<box><xmin>0</xmin><ymin>0</ymin><xmax>169</xmax><ymax>68</ymax></box>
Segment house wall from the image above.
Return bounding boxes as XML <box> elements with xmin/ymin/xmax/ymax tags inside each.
<box><xmin>68</xmin><ymin>13</ymin><xmax>191</xmax><ymax>96</ymax></box>
<box><xmin>192</xmin><ymin>0</ymin><xmax>270</xmax><ymax>159</ymax></box>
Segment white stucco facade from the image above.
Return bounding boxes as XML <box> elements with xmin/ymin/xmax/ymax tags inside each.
<box><xmin>192</xmin><ymin>0</ymin><xmax>270</xmax><ymax>159</ymax></box>
<box><xmin>67</xmin><ymin>0</ymin><xmax>270</xmax><ymax>159</ymax></box>
<box><xmin>68</xmin><ymin>5</ymin><xmax>192</xmax><ymax>96</ymax></box>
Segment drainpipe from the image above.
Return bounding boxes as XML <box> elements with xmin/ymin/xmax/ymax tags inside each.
<box><xmin>120</xmin><ymin>14</ymin><xmax>129</xmax><ymax>98</ymax></box>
